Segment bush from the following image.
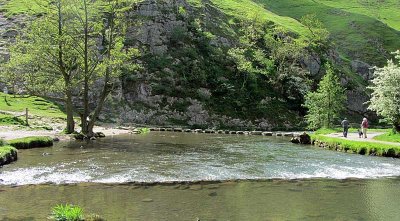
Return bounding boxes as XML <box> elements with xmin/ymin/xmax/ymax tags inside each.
<box><xmin>7</xmin><ymin>136</ymin><xmax>53</xmax><ymax>149</ymax></box>
<box><xmin>51</xmin><ymin>204</ymin><xmax>84</xmax><ymax>221</ymax></box>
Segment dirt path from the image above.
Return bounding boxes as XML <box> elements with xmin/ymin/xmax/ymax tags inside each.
<box><xmin>0</xmin><ymin>125</ymin><xmax>132</xmax><ymax>141</ymax></box>
<box><xmin>325</xmin><ymin>132</ymin><xmax>400</xmax><ymax>146</ymax></box>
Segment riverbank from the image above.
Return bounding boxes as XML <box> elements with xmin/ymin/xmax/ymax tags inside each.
<box><xmin>311</xmin><ymin>133</ymin><xmax>400</xmax><ymax>158</ymax></box>
<box><xmin>0</xmin><ymin>125</ymin><xmax>133</xmax><ymax>141</ymax></box>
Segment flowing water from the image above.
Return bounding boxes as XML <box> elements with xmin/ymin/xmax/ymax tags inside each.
<box><xmin>1</xmin><ymin>132</ymin><xmax>400</xmax><ymax>220</ymax></box>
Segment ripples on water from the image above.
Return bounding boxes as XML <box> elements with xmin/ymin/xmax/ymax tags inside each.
<box><xmin>1</xmin><ymin>132</ymin><xmax>400</xmax><ymax>185</ymax></box>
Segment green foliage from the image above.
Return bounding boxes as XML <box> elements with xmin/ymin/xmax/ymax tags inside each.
<box><xmin>311</xmin><ymin>134</ymin><xmax>400</xmax><ymax>157</ymax></box>
<box><xmin>7</xmin><ymin>136</ymin><xmax>53</xmax><ymax>149</ymax></box>
<box><xmin>51</xmin><ymin>204</ymin><xmax>84</xmax><ymax>221</ymax></box>
<box><xmin>304</xmin><ymin>63</ymin><xmax>346</xmax><ymax>129</ymax></box>
<box><xmin>368</xmin><ymin>51</ymin><xmax>400</xmax><ymax>132</ymax></box>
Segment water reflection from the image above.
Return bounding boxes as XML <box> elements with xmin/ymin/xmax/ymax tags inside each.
<box><xmin>1</xmin><ymin>179</ymin><xmax>400</xmax><ymax>220</ymax></box>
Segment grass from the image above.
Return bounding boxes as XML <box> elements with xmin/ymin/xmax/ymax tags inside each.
<box><xmin>255</xmin><ymin>0</ymin><xmax>400</xmax><ymax>65</ymax></box>
<box><xmin>311</xmin><ymin>134</ymin><xmax>400</xmax><ymax>157</ymax></box>
<box><xmin>0</xmin><ymin>0</ymin><xmax>49</xmax><ymax>16</ymax></box>
<box><xmin>0</xmin><ymin>92</ymin><xmax>66</xmax><ymax>119</ymax></box>
<box><xmin>374</xmin><ymin>131</ymin><xmax>400</xmax><ymax>143</ymax></box>
<box><xmin>208</xmin><ymin>0</ymin><xmax>308</xmax><ymax>36</ymax></box>
<box><xmin>314</xmin><ymin>127</ymin><xmax>390</xmax><ymax>135</ymax></box>
<box><xmin>0</xmin><ymin>113</ymin><xmax>26</xmax><ymax>126</ymax></box>
<box><xmin>7</xmin><ymin>136</ymin><xmax>53</xmax><ymax>149</ymax></box>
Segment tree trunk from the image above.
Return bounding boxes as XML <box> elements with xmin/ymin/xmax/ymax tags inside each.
<box><xmin>81</xmin><ymin>0</ymin><xmax>90</xmax><ymax>136</ymax></box>
<box><xmin>65</xmin><ymin>89</ymin><xmax>75</xmax><ymax>133</ymax></box>
<box><xmin>394</xmin><ymin>120</ymin><xmax>400</xmax><ymax>133</ymax></box>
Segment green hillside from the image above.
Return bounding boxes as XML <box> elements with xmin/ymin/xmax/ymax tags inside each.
<box><xmin>2</xmin><ymin>0</ymin><xmax>399</xmax><ymax>65</ymax></box>
<box><xmin>255</xmin><ymin>0</ymin><xmax>400</xmax><ymax>65</ymax></box>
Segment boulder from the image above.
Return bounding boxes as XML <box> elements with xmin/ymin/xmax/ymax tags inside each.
<box><xmin>290</xmin><ymin>137</ymin><xmax>300</xmax><ymax>144</ymax></box>
<box><xmin>299</xmin><ymin>132</ymin><xmax>311</xmax><ymax>144</ymax></box>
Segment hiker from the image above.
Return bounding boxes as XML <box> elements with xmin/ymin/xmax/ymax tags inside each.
<box><xmin>361</xmin><ymin>117</ymin><xmax>368</xmax><ymax>138</ymax></box>
<box><xmin>341</xmin><ymin>117</ymin><xmax>350</xmax><ymax>138</ymax></box>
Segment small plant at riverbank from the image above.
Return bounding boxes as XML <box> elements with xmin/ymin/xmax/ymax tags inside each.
<box><xmin>50</xmin><ymin>204</ymin><xmax>105</xmax><ymax>221</ymax></box>
<box><xmin>51</xmin><ymin>204</ymin><xmax>84</xmax><ymax>221</ymax></box>
<box><xmin>8</xmin><ymin>136</ymin><xmax>53</xmax><ymax>149</ymax></box>
<box><xmin>138</xmin><ymin>127</ymin><xmax>150</xmax><ymax>134</ymax></box>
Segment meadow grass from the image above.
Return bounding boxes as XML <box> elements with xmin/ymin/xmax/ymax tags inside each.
<box><xmin>0</xmin><ymin>113</ymin><xmax>26</xmax><ymax>126</ymax></box>
<box><xmin>0</xmin><ymin>0</ymin><xmax>49</xmax><ymax>16</ymax></box>
<box><xmin>7</xmin><ymin>136</ymin><xmax>53</xmax><ymax>149</ymax></box>
<box><xmin>374</xmin><ymin>131</ymin><xmax>400</xmax><ymax>143</ymax></box>
<box><xmin>314</xmin><ymin>127</ymin><xmax>389</xmax><ymax>135</ymax></box>
<box><xmin>0</xmin><ymin>92</ymin><xmax>66</xmax><ymax>119</ymax></box>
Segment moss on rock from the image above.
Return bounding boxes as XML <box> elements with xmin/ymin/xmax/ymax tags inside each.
<box><xmin>8</xmin><ymin>136</ymin><xmax>53</xmax><ymax>149</ymax></box>
<box><xmin>0</xmin><ymin>146</ymin><xmax>18</xmax><ymax>166</ymax></box>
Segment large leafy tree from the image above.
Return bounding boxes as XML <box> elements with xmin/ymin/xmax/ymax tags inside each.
<box><xmin>304</xmin><ymin>63</ymin><xmax>346</xmax><ymax>129</ymax></box>
<box><xmin>2</xmin><ymin>0</ymin><xmax>137</xmax><ymax>136</ymax></box>
<box><xmin>368</xmin><ymin>51</ymin><xmax>400</xmax><ymax>132</ymax></box>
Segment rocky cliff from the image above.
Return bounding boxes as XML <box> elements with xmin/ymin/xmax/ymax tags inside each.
<box><xmin>0</xmin><ymin>0</ymin><xmax>395</xmax><ymax>129</ymax></box>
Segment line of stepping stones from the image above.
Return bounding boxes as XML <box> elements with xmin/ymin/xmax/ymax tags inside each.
<box><xmin>148</xmin><ymin>128</ymin><xmax>299</xmax><ymax>137</ymax></box>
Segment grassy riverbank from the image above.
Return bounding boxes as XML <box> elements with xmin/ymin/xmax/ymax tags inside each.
<box><xmin>311</xmin><ymin>134</ymin><xmax>400</xmax><ymax>157</ymax></box>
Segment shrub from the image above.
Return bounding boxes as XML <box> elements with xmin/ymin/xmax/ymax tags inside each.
<box><xmin>51</xmin><ymin>204</ymin><xmax>84</xmax><ymax>221</ymax></box>
<box><xmin>8</xmin><ymin>136</ymin><xmax>53</xmax><ymax>149</ymax></box>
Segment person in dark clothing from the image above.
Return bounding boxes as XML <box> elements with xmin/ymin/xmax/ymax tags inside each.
<box><xmin>341</xmin><ymin>118</ymin><xmax>350</xmax><ymax>138</ymax></box>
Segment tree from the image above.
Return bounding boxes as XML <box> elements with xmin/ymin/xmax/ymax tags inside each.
<box><xmin>69</xmin><ymin>0</ymin><xmax>137</xmax><ymax>136</ymax></box>
<box><xmin>304</xmin><ymin>63</ymin><xmax>346</xmax><ymax>129</ymax></box>
<box><xmin>2</xmin><ymin>0</ymin><xmax>79</xmax><ymax>133</ymax></box>
<box><xmin>368</xmin><ymin>51</ymin><xmax>400</xmax><ymax>132</ymax></box>
<box><xmin>3</xmin><ymin>0</ymin><xmax>137</xmax><ymax>136</ymax></box>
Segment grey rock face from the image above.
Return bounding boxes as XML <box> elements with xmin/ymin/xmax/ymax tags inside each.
<box><xmin>351</xmin><ymin>60</ymin><xmax>373</xmax><ymax>81</ymax></box>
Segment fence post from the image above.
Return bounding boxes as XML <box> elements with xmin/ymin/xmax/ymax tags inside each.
<box><xmin>25</xmin><ymin>108</ymin><xmax>29</xmax><ymax>126</ymax></box>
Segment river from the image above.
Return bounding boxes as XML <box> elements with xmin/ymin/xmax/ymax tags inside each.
<box><xmin>1</xmin><ymin>132</ymin><xmax>400</xmax><ymax>220</ymax></box>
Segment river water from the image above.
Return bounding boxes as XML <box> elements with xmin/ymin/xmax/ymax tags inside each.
<box><xmin>1</xmin><ymin>132</ymin><xmax>400</xmax><ymax>220</ymax></box>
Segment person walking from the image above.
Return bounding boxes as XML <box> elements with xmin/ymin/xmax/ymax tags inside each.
<box><xmin>361</xmin><ymin>117</ymin><xmax>369</xmax><ymax>138</ymax></box>
<box><xmin>341</xmin><ymin>117</ymin><xmax>350</xmax><ymax>138</ymax></box>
